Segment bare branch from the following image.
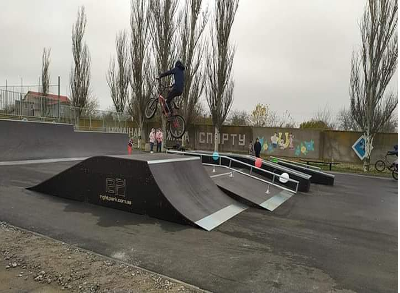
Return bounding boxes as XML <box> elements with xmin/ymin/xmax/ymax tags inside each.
<box><xmin>129</xmin><ymin>0</ymin><xmax>153</xmax><ymax>134</ymax></box>
<box><xmin>70</xmin><ymin>6</ymin><xmax>91</xmax><ymax>117</ymax></box>
<box><xmin>41</xmin><ymin>48</ymin><xmax>51</xmax><ymax>95</ymax></box>
<box><xmin>206</xmin><ymin>0</ymin><xmax>239</xmax><ymax>132</ymax></box>
<box><xmin>107</xmin><ymin>30</ymin><xmax>130</xmax><ymax>114</ymax></box>
<box><xmin>178</xmin><ymin>0</ymin><xmax>208</xmax><ymax>126</ymax></box>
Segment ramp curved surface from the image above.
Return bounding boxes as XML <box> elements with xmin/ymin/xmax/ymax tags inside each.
<box><xmin>28</xmin><ymin>154</ymin><xmax>247</xmax><ymax>231</ymax></box>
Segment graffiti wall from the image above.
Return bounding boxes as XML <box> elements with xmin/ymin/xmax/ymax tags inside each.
<box><xmin>191</xmin><ymin>125</ymin><xmax>252</xmax><ymax>153</ymax></box>
<box><xmin>252</xmin><ymin>127</ymin><xmax>321</xmax><ymax>159</ymax></box>
<box><xmin>322</xmin><ymin>130</ymin><xmax>398</xmax><ymax>163</ymax></box>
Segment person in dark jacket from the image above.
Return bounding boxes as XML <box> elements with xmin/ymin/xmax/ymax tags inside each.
<box><xmin>254</xmin><ymin>138</ymin><xmax>262</xmax><ymax>158</ymax></box>
<box><xmin>158</xmin><ymin>60</ymin><xmax>185</xmax><ymax>117</ymax></box>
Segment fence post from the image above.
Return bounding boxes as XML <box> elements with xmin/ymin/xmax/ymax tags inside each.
<box><xmin>58</xmin><ymin>76</ymin><xmax>60</xmax><ymax>122</ymax></box>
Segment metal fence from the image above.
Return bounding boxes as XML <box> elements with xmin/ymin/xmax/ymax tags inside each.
<box><xmin>0</xmin><ymin>89</ymin><xmax>131</xmax><ymax>132</ymax></box>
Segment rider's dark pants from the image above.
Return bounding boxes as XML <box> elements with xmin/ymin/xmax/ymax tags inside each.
<box><xmin>166</xmin><ymin>88</ymin><xmax>182</xmax><ymax>113</ymax></box>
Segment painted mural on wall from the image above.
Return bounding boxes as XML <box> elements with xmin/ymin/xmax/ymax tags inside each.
<box><xmin>258</xmin><ymin>131</ymin><xmax>315</xmax><ymax>156</ymax></box>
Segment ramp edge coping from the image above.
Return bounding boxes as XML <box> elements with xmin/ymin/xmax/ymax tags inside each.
<box><xmin>195</xmin><ymin>202</ymin><xmax>247</xmax><ymax>231</ymax></box>
<box><xmin>0</xmin><ymin>157</ymin><xmax>88</xmax><ymax>166</ymax></box>
<box><xmin>147</xmin><ymin>157</ymin><xmax>200</xmax><ymax>164</ymax></box>
<box><xmin>259</xmin><ymin>190</ymin><xmax>294</xmax><ymax>211</ymax></box>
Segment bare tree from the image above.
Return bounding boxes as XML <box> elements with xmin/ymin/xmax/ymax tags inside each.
<box><xmin>227</xmin><ymin>109</ymin><xmax>249</xmax><ymax>126</ymax></box>
<box><xmin>336</xmin><ymin>108</ymin><xmax>360</xmax><ymax>131</ymax></box>
<box><xmin>81</xmin><ymin>96</ymin><xmax>99</xmax><ymax>117</ymax></box>
<box><xmin>350</xmin><ymin>0</ymin><xmax>398</xmax><ymax>171</ymax></box>
<box><xmin>107</xmin><ymin>30</ymin><xmax>131</xmax><ymax>115</ymax></box>
<box><xmin>178</xmin><ymin>0</ymin><xmax>208</xmax><ymax>138</ymax></box>
<box><xmin>149</xmin><ymin>0</ymin><xmax>180</xmax><ymax>148</ymax></box>
<box><xmin>129</xmin><ymin>0</ymin><xmax>153</xmax><ymax>148</ymax></box>
<box><xmin>41</xmin><ymin>48</ymin><xmax>51</xmax><ymax>95</ymax></box>
<box><xmin>312</xmin><ymin>105</ymin><xmax>336</xmax><ymax>129</ymax></box>
<box><xmin>41</xmin><ymin>47</ymin><xmax>51</xmax><ymax>116</ymax></box>
<box><xmin>70</xmin><ymin>6</ymin><xmax>91</xmax><ymax>117</ymax></box>
<box><xmin>274</xmin><ymin>110</ymin><xmax>296</xmax><ymax>128</ymax></box>
<box><xmin>206</xmin><ymin>0</ymin><xmax>239</xmax><ymax>152</ymax></box>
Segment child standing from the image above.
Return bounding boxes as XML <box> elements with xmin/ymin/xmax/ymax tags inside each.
<box><xmin>156</xmin><ymin>128</ymin><xmax>163</xmax><ymax>152</ymax></box>
<box><xmin>149</xmin><ymin>128</ymin><xmax>156</xmax><ymax>153</ymax></box>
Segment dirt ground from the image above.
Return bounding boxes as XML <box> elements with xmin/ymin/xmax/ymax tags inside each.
<box><xmin>0</xmin><ymin>222</ymin><xmax>206</xmax><ymax>293</ymax></box>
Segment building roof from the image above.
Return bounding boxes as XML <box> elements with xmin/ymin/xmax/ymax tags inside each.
<box><xmin>25</xmin><ymin>91</ymin><xmax>70</xmax><ymax>104</ymax></box>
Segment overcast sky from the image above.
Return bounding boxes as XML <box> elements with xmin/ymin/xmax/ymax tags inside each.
<box><xmin>0</xmin><ymin>0</ymin><xmax>398</xmax><ymax>123</ymax></box>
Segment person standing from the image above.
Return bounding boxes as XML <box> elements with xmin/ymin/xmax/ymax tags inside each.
<box><xmin>254</xmin><ymin>138</ymin><xmax>262</xmax><ymax>158</ymax></box>
<box><xmin>128</xmin><ymin>138</ymin><xmax>133</xmax><ymax>155</ymax></box>
<box><xmin>149</xmin><ymin>128</ymin><xmax>156</xmax><ymax>153</ymax></box>
<box><xmin>248</xmin><ymin>140</ymin><xmax>254</xmax><ymax>156</ymax></box>
<box><xmin>156</xmin><ymin>128</ymin><xmax>163</xmax><ymax>152</ymax></box>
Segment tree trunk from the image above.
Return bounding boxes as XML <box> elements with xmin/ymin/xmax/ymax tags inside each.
<box><xmin>162</xmin><ymin>116</ymin><xmax>166</xmax><ymax>152</ymax></box>
<box><xmin>363</xmin><ymin>132</ymin><xmax>374</xmax><ymax>172</ymax></box>
<box><xmin>214</xmin><ymin>126</ymin><xmax>219</xmax><ymax>152</ymax></box>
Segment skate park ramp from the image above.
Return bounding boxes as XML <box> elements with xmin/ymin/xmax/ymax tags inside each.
<box><xmin>0</xmin><ymin>119</ymin><xmax>128</xmax><ymax>161</ymax></box>
<box><xmin>205</xmin><ymin>165</ymin><xmax>294</xmax><ymax>211</ymax></box>
<box><xmin>270</xmin><ymin>156</ymin><xmax>335</xmax><ymax>185</ymax></box>
<box><xmin>28</xmin><ymin>154</ymin><xmax>247</xmax><ymax>231</ymax></box>
<box><xmin>166</xmin><ymin>150</ymin><xmax>308</xmax><ymax>192</ymax></box>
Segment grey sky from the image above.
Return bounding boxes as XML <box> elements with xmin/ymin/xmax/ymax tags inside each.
<box><xmin>0</xmin><ymin>0</ymin><xmax>397</xmax><ymax>123</ymax></box>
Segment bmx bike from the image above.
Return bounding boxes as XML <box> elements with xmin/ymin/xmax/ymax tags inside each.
<box><xmin>374</xmin><ymin>151</ymin><xmax>397</xmax><ymax>172</ymax></box>
<box><xmin>144</xmin><ymin>81</ymin><xmax>186</xmax><ymax>139</ymax></box>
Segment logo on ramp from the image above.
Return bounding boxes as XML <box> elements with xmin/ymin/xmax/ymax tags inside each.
<box><xmin>100</xmin><ymin>177</ymin><xmax>131</xmax><ymax>206</ymax></box>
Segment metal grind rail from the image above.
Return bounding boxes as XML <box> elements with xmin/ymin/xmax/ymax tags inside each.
<box><xmin>166</xmin><ymin>150</ymin><xmax>299</xmax><ymax>193</ymax></box>
<box><xmin>270</xmin><ymin>156</ymin><xmax>321</xmax><ymax>170</ymax></box>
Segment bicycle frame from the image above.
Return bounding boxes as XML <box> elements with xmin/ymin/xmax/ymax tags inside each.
<box><xmin>157</xmin><ymin>81</ymin><xmax>173</xmax><ymax>116</ymax></box>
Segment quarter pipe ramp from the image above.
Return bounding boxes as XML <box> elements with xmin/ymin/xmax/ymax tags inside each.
<box><xmin>28</xmin><ymin>154</ymin><xmax>247</xmax><ymax>231</ymax></box>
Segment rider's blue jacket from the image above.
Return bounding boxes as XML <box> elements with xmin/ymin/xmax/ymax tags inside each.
<box><xmin>159</xmin><ymin>61</ymin><xmax>185</xmax><ymax>93</ymax></box>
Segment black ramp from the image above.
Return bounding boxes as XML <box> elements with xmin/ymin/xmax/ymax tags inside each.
<box><xmin>205</xmin><ymin>165</ymin><xmax>294</xmax><ymax>211</ymax></box>
<box><xmin>29</xmin><ymin>154</ymin><xmax>246</xmax><ymax>231</ymax></box>
<box><xmin>149</xmin><ymin>159</ymin><xmax>247</xmax><ymax>230</ymax></box>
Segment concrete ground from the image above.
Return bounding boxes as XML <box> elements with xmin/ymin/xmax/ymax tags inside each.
<box><xmin>0</xmin><ymin>160</ymin><xmax>397</xmax><ymax>293</ymax></box>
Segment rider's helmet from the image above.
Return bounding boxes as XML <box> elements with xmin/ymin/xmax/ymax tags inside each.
<box><xmin>175</xmin><ymin>60</ymin><xmax>185</xmax><ymax>70</ymax></box>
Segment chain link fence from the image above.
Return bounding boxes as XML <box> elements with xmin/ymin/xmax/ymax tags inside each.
<box><xmin>0</xmin><ymin>89</ymin><xmax>131</xmax><ymax>133</ymax></box>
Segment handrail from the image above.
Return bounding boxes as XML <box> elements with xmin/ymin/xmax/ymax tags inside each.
<box><xmin>166</xmin><ymin>150</ymin><xmax>299</xmax><ymax>193</ymax></box>
<box><xmin>205</xmin><ymin>163</ymin><xmax>296</xmax><ymax>194</ymax></box>
<box><xmin>270</xmin><ymin>156</ymin><xmax>321</xmax><ymax>170</ymax></box>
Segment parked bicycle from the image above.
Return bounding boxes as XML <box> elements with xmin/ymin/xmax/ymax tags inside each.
<box><xmin>392</xmin><ymin>161</ymin><xmax>398</xmax><ymax>180</ymax></box>
<box><xmin>374</xmin><ymin>150</ymin><xmax>398</xmax><ymax>172</ymax></box>
<box><xmin>144</xmin><ymin>80</ymin><xmax>186</xmax><ymax>139</ymax></box>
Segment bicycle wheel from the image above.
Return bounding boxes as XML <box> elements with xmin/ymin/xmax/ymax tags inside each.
<box><xmin>374</xmin><ymin>160</ymin><xmax>386</xmax><ymax>172</ymax></box>
<box><xmin>168</xmin><ymin>115</ymin><xmax>186</xmax><ymax>139</ymax></box>
<box><xmin>145</xmin><ymin>98</ymin><xmax>158</xmax><ymax>119</ymax></box>
<box><xmin>392</xmin><ymin>170</ymin><xmax>398</xmax><ymax>180</ymax></box>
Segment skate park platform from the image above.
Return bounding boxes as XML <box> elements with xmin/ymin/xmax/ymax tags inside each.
<box><xmin>28</xmin><ymin>154</ymin><xmax>247</xmax><ymax>231</ymax></box>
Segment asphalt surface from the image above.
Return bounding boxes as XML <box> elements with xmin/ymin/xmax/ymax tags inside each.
<box><xmin>0</xmin><ymin>160</ymin><xmax>397</xmax><ymax>293</ymax></box>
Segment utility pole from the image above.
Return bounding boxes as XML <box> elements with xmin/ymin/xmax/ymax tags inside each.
<box><xmin>58</xmin><ymin>76</ymin><xmax>60</xmax><ymax>122</ymax></box>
